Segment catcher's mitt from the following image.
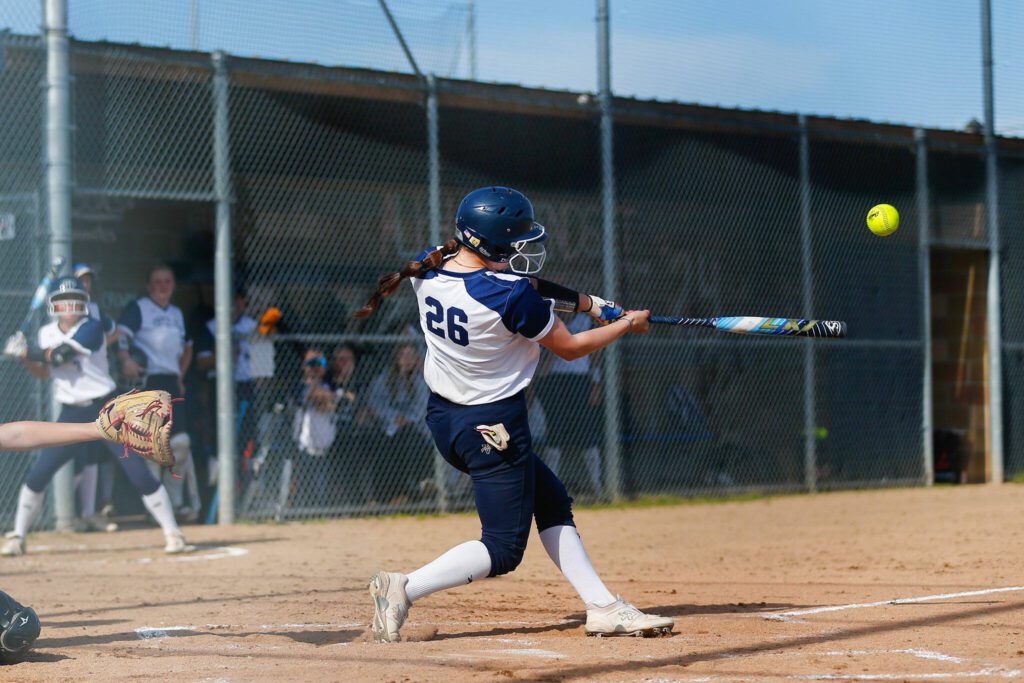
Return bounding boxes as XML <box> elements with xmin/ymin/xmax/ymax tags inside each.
<box><xmin>95</xmin><ymin>389</ymin><xmax>175</xmax><ymax>467</ymax></box>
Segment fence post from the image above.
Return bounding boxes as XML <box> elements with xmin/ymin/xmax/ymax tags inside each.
<box><xmin>981</xmin><ymin>0</ymin><xmax>1003</xmax><ymax>483</ymax></box>
<box><xmin>916</xmin><ymin>129</ymin><xmax>934</xmax><ymax>485</ymax></box>
<box><xmin>426</xmin><ymin>73</ymin><xmax>448</xmax><ymax>512</ymax></box>
<box><xmin>797</xmin><ymin>115</ymin><xmax>816</xmax><ymax>493</ymax></box>
<box><xmin>596</xmin><ymin>0</ymin><xmax>622</xmax><ymax>502</ymax></box>
<box><xmin>212</xmin><ymin>51</ymin><xmax>237</xmax><ymax>523</ymax></box>
<box><xmin>43</xmin><ymin>0</ymin><xmax>74</xmax><ymax>530</ymax></box>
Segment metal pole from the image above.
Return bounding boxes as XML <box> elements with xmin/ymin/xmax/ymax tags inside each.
<box><xmin>44</xmin><ymin>0</ymin><xmax>74</xmax><ymax>531</ymax></box>
<box><xmin>378</xmin><ymin>0</ymin><xmax>423</xmax><ymax>79</ymax></box>
<box><xmin>212</xmin><ymin>51</ymin><xmax>237</xmax><ymax>523</ymax></box>
<box><xmin>597</xmin><ymin>0</ymin><xmax>622</xmax><ymax>501</ymax></box>
<box><xmin>981</xmin><ymin>0</ymin><xmax>1003</xmax><ymax>483</ymax></box>
<box><xmin>426</xmin><ymin>73</ymin><xmax>447</xmax><ymax>511</ymax></box>
<box><xmin>427</xmin><ymin>75</ymin><xmax>440</xmax><ymax>246</ymax></box>
<box><xmin>190</xmin><ymin>0</ymin><xmax>200</xmax><ymax>51</ymax></box>
<box><xmin>798</xmin><ymin>115</ymin><xmax>816</xmax><ymax>493</ymax></box>
<box><xmin>916</xmin><ymin>128</ymin><xmax>934</xmax><ymax>486</ymax></box>
<box><xmin>467</xmin><ymin>0</ymin><xmax>477</xmax><ymax>80</ymax></box>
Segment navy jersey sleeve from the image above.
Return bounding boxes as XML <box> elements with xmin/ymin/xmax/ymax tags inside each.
<box><xmin>118</xmin><ymin>300</ymin><xmax>142</xmax><ymax>336</ymax></box>
<box><xmin>100</xmin><ymin>313</ymin><xmax>117</xmax><ymax>336</ymax></box>
<box><xmin>69</xmin><ymin>319</ymin><xmax>104</xmax><ymax>353</ymax></box>
<box><xmin>502</xmin><ymin>277</ymin><xmax>555</xmax><ymax>341</ymax></box>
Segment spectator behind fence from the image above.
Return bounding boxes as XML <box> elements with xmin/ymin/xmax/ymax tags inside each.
<box><xmin>117</xmin><ymin>264</ymin><xmax>202</xmax><ymax>522</ymax></box>
<box><xmin>291</xmin><ymin>349</ymin><xmax>338</xmax><ymax>508</ymax></box>
<box><xmin>367</xmin><ymin>343</ymin><xmax>430</xmax><ymax>504</ymax></box>
<box><xmin>536</xmin><ymin>312</ymin><xmax>604</xmax><ymax>499</ymax></box>
<box><xmin>196</xmin><ymin>288</ymin><xmax>259</xmax><ymax>484</ymax></box>
<box><xmin>328</xmin><ymin>344</ymin><xmax>375</xmax><ymax>506</ymax></box>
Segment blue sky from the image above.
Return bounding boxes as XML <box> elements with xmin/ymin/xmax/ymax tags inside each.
<box><xmin>1</xmin><ymin>0</ymin><xmax>1020</xmax><ymax>135</ymax></box>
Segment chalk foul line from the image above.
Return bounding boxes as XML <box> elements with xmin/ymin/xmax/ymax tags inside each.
<box><xmin>765</xmin><ymin>585</ymin><xmax>1024</xmax><ymax>621</ymax></box>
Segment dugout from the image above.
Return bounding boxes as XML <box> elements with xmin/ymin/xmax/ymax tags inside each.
<box><xmin>0</xmin><ymin>33</ymin><xmax>1023</xmax><ymax>526</ymax></box>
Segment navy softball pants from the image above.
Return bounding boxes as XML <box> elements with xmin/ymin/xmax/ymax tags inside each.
<box><xmin>24</xmin><ymin>397</ymin><xmax>162</xmax><ymax>496</ymax></box>
<box><xmin>426</xmin><ymin>390</ymin><xmax>575</xmax><ymax>577</ymax></box>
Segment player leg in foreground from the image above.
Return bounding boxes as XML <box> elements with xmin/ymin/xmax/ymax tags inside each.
<box><xmin>360</xmin><ymin>187</ymin><xmax>673</xmax><ymax>642</ymax></box>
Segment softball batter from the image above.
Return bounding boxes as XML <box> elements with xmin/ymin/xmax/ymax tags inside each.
<box><xmin>1</xmin><ymin>277</ymin><xmax>188</xmax><ymax>555</ymax></box>
<box><xmin>359</xmin><ymin>186</ymin><xmax>673</xmax><ymax>642</ymax></box>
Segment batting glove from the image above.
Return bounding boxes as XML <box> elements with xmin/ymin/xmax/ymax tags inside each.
<box><xmin>2</xmin><ymin>332</ymin><xmax>26</xmax><ymax>358</ymax></box>
<box><xmin>586</xmin><ymin>295</ymin><xmax>623</xmax><ymax>325</ymax></box>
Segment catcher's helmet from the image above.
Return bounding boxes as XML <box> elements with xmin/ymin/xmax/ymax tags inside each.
<box><xmin>454</xmin><ymin>186</ymin><xmax>547</xmax><ymax>274</ymax></box>
<box><xmin>47</xmin><ymin>276</ymin><xmax>89</xmax><ymax>317</ymax></box>
<box><xmin>0</xmin><ymin>591</ymin><xmax>40</xmax><ymax>662</ymax></box>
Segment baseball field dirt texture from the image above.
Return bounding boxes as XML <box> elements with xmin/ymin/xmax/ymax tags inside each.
<box><xmin>3</xmin><ymin>484</ymin><xmax>1024</xmax><ymax>681</ymax></box>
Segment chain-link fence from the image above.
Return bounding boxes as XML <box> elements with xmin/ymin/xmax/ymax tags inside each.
<box><xmin>0</xmin><ymin>2</ymin><xmax>1021</xmax><ymax>531</ymax></box>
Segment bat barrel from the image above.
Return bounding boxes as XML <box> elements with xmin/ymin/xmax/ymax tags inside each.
<box><xmin>649</xmin><ymin>315</ymin><xmax>846</xmax><ymax>338</ymax></box>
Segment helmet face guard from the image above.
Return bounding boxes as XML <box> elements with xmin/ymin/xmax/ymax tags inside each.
<box><xmin>507</xmin><ymin>226</ymin><xmax>547</xmax><ymax>275</ymax></box>
<box><xmin>458</xmin><ymin>223</ymin><xmax>547</xmax><ymax>275</ymax></box>
<box><xmin>47</xmin><ymin>276</ymin><xmax>90</xmax><ymax>317</ymax></box>
<box><xmin>47</xmin><ymin>294</ymin><xmax>89</xmax><ymax>317</ymax></box>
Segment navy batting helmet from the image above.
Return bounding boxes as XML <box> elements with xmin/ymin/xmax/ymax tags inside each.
<box><xmin>454</xmin><ymin>186</ymin><xmax>547</xmax><ymax>274</ymax></box>
<box><xmin>0</xmin><ymin>591</ymin><xmax>40</xmax><ymax>662</ymax></box>
<box><xmin>47</xmin><ymin>276</ymin><xmax>89</xmax><ymax>317</ymax></box>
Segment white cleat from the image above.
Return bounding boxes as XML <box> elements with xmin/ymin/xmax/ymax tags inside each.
<box><xmin>368</xmin><ymin>570</ymin><xmax>410</xmax><ymax>643</ymax></box>
<box><xmin>0</xmin><ymin>533</ymin><xmax>25</xmax><ymax>557</ymax></box>
<box><xmin>584</xmin><ymin>596</ymin><xmax>674</xmax><ymax>637</ymax></box>
<box><xmin>163</xmin><ymin>530</ymin><xmax>188</xmax><ymax>554</ymax></box>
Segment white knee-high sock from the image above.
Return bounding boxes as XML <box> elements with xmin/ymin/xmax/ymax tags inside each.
<box><xmin>405</xmin><ymin>540</ymin><xmax>492</xmax><ymax>603</ymax></box>
<box><xmin>539</xmin><ymin>525</ymin><xmax>615</xmax><ymax>607</ymax></box>
<box><xmin>14</xmin><ymin>485</ymin><xmax>45</xmax><ymax>538</ymax></box>
<box><xmin>77</xmin><ymin>464</ymin><xmax>98</xmax><ymax>517</ymax></box>
<box><xmin>141</xmin><ymin>486</ymin><xmax>180</xmax><ymax>535</ymax></box>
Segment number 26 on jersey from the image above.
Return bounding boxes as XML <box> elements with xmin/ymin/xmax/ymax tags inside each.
<box><xmin>424</xmin><ymin>296</ymin><xmax>469</xmax><ymax>346</ymax></box>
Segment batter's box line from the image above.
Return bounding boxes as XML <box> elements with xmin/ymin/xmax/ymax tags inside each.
<box><xmin>136</xmin><ymin>622</ymin><xmax>366</xmax><ymax>639</ymax></box>
<box><xmin>763</xmin><ymin>585</ymin><xmax>1024</xmax><ymax>622</ymax></box>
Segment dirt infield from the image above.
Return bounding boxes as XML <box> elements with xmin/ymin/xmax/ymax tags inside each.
<box><xmin>3</xmin><ymin>484</ymin><xmax>1024</xmax><ymax>681</ymax></box>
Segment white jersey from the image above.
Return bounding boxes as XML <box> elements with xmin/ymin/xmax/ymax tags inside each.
<box><xmin>38</xmin><ymin>318</ymin><xmax>116</xmax><ymax>405</ymax></box>
<box><xmin>409</xmin><ymin>249</ymin><xmax>555</xmax><ymax>405</ymax></box>
<box><xmin>118</xmin><ymin>297</ymin><xmax>190</xmax><ymax>376</ymax></box>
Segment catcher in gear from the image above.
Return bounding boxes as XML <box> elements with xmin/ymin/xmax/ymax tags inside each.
<box><xmin>1</xmin><ymin>278</ymin><xmax>189</xmax><ymax>557</ymax></box>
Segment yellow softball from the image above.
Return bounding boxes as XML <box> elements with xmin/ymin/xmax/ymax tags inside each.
<box><xmin>867</xmin><ymin>204</ymin><xmax>899</xmax><ymax>237</ymax></box>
